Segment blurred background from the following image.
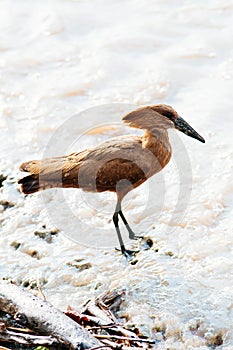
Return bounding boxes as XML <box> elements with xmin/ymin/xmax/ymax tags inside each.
<box><xmin>1</xmin><ymin>1</ymin><xmax>233</xmax><ymax>348</ymax></box>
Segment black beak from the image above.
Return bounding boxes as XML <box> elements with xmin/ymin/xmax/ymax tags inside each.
<box><xmin>175</xmin><ymin>117</ymin><xmax>205</xmax><ymax>143</ymax></box>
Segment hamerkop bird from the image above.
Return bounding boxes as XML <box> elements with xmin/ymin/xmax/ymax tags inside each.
<box><xmin>19</xmin><ymin>105</ymin><xmax>205</xmax><ymax>258</ymax></box>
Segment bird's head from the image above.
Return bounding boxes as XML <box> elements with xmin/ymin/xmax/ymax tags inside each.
<box><xmin>151</xmin><ymin>104</ymin><xmax>205</xmax><ymax>143</ymax></box>
<box><xmin>123</xmin><ymin>104</ymin><xmax>205</xmax><ymax>143</ymax></box>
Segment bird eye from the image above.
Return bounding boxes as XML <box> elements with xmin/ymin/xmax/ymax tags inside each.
<box><xmin>165</xmin><ymin>112</ymin><xmax>174</xmax><ymax>120</ymax></box>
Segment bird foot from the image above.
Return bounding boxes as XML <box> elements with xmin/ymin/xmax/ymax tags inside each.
<box><xmin>115</xmin><ymin>247</ymin><xmax>139</xmax><ymax>261</ymax></box>
<box><xmin>129</xmin><ymin>233</ymin><xmax>144</xmax><ymax>240</ymax></box>
<box><xmin>123</xmin><ymin>249</ymin><xmax>139</xmax><ymax>260</ymax></box>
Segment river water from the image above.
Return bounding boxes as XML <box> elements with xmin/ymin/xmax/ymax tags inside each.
<box><xmin>1</xmin><ymin>1</ymin><xmax>233</xmax><ymax>348</ymax></box>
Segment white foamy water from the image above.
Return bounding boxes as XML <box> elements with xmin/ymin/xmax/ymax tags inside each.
<box><xmin>1</xmin><ymin>1</ymin><xmax>233</xmax><ymax>348</ymax></box>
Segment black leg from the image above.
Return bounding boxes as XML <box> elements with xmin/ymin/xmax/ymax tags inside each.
<box><xmin>118</xmin><ymin>210</ymin><xmax>143</xmax><ymax>240</ymax></box>
<box><xmin>113</xmin><ymin>211</ymin><xmax>136</xmax><ymax>259</ymax></box>
<box><xmin>113</xmin><ymin>200</ymin><xmax>141</xmax><ymax>259</ymax></box>
<box><xmin>113</xmin><ymin>211</ymin><xmax>126</xmax><ymax>255</ymax></box>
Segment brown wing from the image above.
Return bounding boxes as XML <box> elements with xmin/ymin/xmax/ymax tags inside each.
<box><xmin>73</xmin><ymin>135</ymin><xmax>157</xmax><ymax>195</ymax></box>
<box><xmin>19</xmin><ymin>150</ymin><xmax>89</xmax><ymax>193</ymax></box>
<box><xmin>19</xmin><ymin>135</ymin><xmax>159</xmax><ymax>196</ymax></box>
<box><xmin>95</xmin><ymin>158</ymin><xmax>146</xmax><ymax>194</ymax></box>
<box><xmin>20</xmin><ymin>150</ymin><xmax>89</xmax><ymax>176</ymax></box>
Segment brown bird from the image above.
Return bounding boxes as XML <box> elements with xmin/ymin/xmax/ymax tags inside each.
<box><xmin>19</xmin><ymin>104</ymin><xmax>205</xmax><ymax>258</ymax></box>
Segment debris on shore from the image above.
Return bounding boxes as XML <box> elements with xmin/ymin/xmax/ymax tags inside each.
<box><xmin>0</xmin><ymin>282</ymin><xmax>156</xmax><ymax>349</ymax></box>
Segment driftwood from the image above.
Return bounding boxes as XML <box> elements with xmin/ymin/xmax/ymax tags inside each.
<box><xmin>0</xmin><ymin>282</ymin><xmax>156</xmax><ymax>349</ymax></box>
<box><xmin>0</xmin><ymin>322</ymin><xmax>59</xmax><ymax>347</ymax></box>
<box><xmin>0</xmin><ymin>281</ymin><xmax>102</xmax><ymax>349</ymax></box>
<box><xmin>67</xmin><ymin>290</ymin><xmax>156</xmax><ymax>349</ymax></box>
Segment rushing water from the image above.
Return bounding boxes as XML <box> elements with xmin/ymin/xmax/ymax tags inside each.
<box><xmin>1</xmin><ymin>1</ymin><xmax>233</xmax><ymax>348</ymax></box>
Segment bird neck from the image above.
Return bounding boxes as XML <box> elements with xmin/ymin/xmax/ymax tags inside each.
<box><xmin>142</xmin><ymin>129</ymin><xmax>172</xmax><ymax>169</ymax></box>
<box><xmin>142</xmin><ymin>128</ymin><xmax>170</xmax><ymax>147</ymax></box>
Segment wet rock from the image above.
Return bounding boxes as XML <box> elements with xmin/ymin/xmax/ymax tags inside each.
<box><xmin>66</xmin><ymin>258</ymin><xmax>92</xmax><ymax>271</ymax></box>
<box><xmin>188</xmin><ymin>319</ymin><xmax>201</xmax><ymax>333</ymax></box>
<box><xmin>0</xmin><ymin>174</ymin><xmax>7</xmax><ymax>188</ymax></box>
<box><xmin>205</xmin><ymin>331</ymin><xmax>223</xmax><ymax>347</ymax></box>
<box><xmin>21</xmin><ymin>247</ymin><xmax>41</xmax><ymax>259</ymax></box>
<box><xmin>30</xmin><ymin>250</ymin><xmax>40</xmax><ymax>259</ymax></box>
<box><xmin>21</xmin><ymin>277</ymin><xmax>47</xmax><ymax>289</ymax></box>
<box><xmin>34</xmin><ymin>228</ymin><xmax>59</xmax><ymax>243</ymax></box>
<box><xmin>0</xmin><ymin>200</ymin><xmax>15</xmax><ymax>210</ymax></box>
<box><xmin>94</xmin><ymin>282</ymin><xmax>103</xmax><ymax>290</ymax></box>
<box><xmin>130</xmin><ymin>258</ymin><xmax>138</xmax><ymax>265</ymax></box>
<box><xmin>10</xmin><ymin>241</ymin><xmax>22</xmax><ymax>250</ymax></box>
<box><xmin>212</xmin><ymin>334</ymin><xmax>223</xmax><ymax>347</ymax></box>
<box><xmin>141</xmin><ymin>237</ymin><xmax>153</xmax><ymax>250</ymax></box>
<box><xmin>165</xmin><ymin>251</ymin><xmax>174</xmax><ymax>257</ymax></box>
<box><xmin>145</xmin><ymin>238</ymin><xmax>153</xmax><ymax>248</ymax></box>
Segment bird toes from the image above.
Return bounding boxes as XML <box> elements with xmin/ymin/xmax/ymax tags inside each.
<box><xmin>128</xmin><ymin>233</ymin><xmax>144</xmax><ymax>240</ymax></box>
<box><xmin>123</xmin><ymin>249</ymin><xmax>139</xmax><ymax>261</ymax></box>
<box><xmin>115</xmin><ymin>247</ymin><xmax>139</xmax><ymax>261</ymax></box>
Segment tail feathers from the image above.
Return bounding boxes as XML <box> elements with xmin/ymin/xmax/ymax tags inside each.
<box><xmin>19</xmin><ymin>160</ymin><xmax>42</xmax><ymax>174</ymax></box>
<box><xmin>18</xmin><ymin>175</ymin><xmax>40</xmax><ymax>194</ymax></box>
<box><xmin>18</xmin><ymin>156</ymin><xmax>81</xmax><ymax>194</ymax></box>
<box><xmin>18</xmin><ymin>174</ymin><xmax>64</xmax><ymax>194</ymax></box>
<box><xmin>19</xmin><ymin>158</ymin><xmax>64</xmax><ymax>194</ymax></box>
